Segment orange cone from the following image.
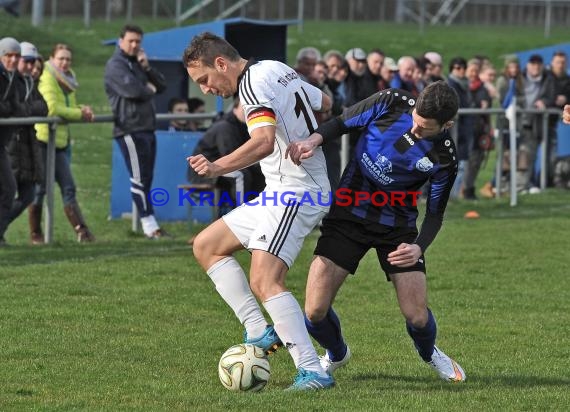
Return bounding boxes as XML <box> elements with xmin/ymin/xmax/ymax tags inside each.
<box><xmin>464</xmin><ymin>210</ymin><xmax>480</xmax><ymax>219</ymax></box>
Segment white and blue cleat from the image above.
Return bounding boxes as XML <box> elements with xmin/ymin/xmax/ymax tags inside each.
<box><xmin>244</xmin><ymin>325</ymin><xmax>283</xmax><ymax>355</ymax></box>
<box><xmin>286</xmin><ymin>368</ymin><xmax>335</xmax><ymax>391</ymax></box>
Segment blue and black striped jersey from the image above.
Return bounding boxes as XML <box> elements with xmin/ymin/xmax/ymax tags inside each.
<box><xmin>316</xmin><ymin>88</ymin><xmax>457</xmax><ymax>247</ymax></box>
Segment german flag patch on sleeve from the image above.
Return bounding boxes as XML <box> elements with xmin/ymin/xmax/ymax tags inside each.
<box><xmin>246</xmin><ymin>107</ymin><xmax>277</xmax><ymax>130</ymax></box>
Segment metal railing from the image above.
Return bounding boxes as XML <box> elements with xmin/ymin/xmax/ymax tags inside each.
<box><xmin>452</xmin><ymin>104</ymin><xmax>562</xmax><ymax>206</ymax></box>
<box><xmin>0</xmin><ymin>112</ymin><xmax>217</xmax><ymax>244</ymax></box>
<box><xmin>0</xmin><ymin>105</ymin><xmax>564</xmax><ymax>243</ymax></box>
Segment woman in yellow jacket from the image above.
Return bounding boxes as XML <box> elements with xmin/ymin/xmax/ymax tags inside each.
<box><xmin>33</xmin><ymin>43</ymin><xmax>95</xmax><ymax>242</ymax></box>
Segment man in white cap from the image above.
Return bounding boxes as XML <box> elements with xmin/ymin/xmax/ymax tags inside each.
<box><xmin>379</xmin><ymin>56</ymin><xmax>399</xmax><ymax>89</ymax></box>
<box><xmin>0</xmin><ymin>37</ymin><xmax>23</xmax><ymax>246</ymax></box>
<box><xmin>345</xmin><ymin>48</ymin><xmax>367</xmax><ymax>77</ymax></box>
<box><xmin>0</xmin><ymin>40</ymin><xmax>47</xmax><ymax>245</ymax></box>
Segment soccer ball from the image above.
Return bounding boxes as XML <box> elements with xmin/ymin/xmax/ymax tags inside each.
<box><xmin>218</xmin><ymin>343</ymin><xmax>271</xmax><ymax>392</ymax></box>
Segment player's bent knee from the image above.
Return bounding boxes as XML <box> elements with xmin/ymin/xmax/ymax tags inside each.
<box><xmin>249</xmin><ymin>277</ymin><xmax>286</xmax><ymax>302</ymax></box>
<box><xmin>304</xmin><ymin>303</ymin><xmax>328</xmax><ymax>323</ymax></box>
<box><xmin>403</xmin><ymin>309</ymin><xmax>429</xmax><ymax>329</ymax></box>
<box><xmin>191</xmin><ymin>231</ymin><xmax>212</xmax><ymax>268</ymax></box>
<box><xmin>249</xmin><ymin>280</ymin><xmax>272</xmax><ymax>302</ymax></box>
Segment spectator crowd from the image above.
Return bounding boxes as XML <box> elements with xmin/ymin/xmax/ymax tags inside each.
<box><xmin>2</xmin><ymin>31</ymin><xmax>570</xmax><ymax>246</ymax></box>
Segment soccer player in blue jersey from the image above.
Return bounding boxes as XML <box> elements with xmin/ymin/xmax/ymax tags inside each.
<box><xmin>286</xmin><ymin>81</ymin><xmax>466</xmax><ymax>382</ymax></box>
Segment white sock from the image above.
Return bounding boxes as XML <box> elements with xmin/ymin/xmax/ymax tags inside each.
<box><xmin>141</xmin><ymin>215</ymin><xmax>159</xmax><ymax>236</ymax></box>
<box><xmin>263</xmin><ymin>291</ymin><xmax>326</xmax><ymax>377</ymax></box>
<box><xmin>207</xmin><ymin>257</ymin><xmax>268</xmax><ymax>338</ymax></box>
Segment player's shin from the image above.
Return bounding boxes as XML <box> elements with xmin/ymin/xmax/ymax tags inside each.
<box><xmin>264</xmin><ymin>291</ymin><xmax>327</xmax><ymax>377</ymax></box>
<box><xmin>207</xmin><ymin>256</ymin><xmax>268</xmax><ymax>338</ymax></box>
<box><xmin>305</xmin><ymin>307</ymin><xmax>348</xmax><ymax>361</ymax></box>
<box><xmin>406</xmin><ymin>308</ymin><xmax>437</xmax><ymax>361</ymax></box>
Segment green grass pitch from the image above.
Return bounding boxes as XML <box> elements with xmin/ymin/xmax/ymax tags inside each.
<box><xmin>1</xmin><ymin>16</ymin><xmax>569</xmax><ymax>411</ymax></box>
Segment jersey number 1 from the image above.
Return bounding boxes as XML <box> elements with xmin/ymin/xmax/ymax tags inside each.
<box><xmin>294</xmin><ymin>88</ymin><xmax>315</xmax><ymax>134</ymax></box>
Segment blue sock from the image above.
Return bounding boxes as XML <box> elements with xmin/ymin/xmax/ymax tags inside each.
<box><xmin>406</xmin><ymin>308</ymin><xmax>437</xmax><ymax>362</ymax></box>
<box><xmin>304</xmin><ymin>307</ymin><xmax>347</xmax><ymax>361</ymax></box>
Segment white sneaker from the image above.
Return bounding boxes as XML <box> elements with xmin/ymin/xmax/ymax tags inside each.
<box><xmin>520</xmin><ymin>186</ymin><xmax>542</xmax><ymax>195</ymax></box>
<box><xmin>427</xmin><ymin>346</ymin><xmax>466</xmax><ymax>382</ymax></box>
<box><xmin>320</xmin><ymin>346</ymin><xmax>351</xmax><ymax>374</ymax></box>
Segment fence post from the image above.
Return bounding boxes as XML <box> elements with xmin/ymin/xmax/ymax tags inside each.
<box><xmin>540</xmin><ymin>112</ymin><xmax>549</xmax><ymax>190</ymax></box>
<box><xmin>51</xmin><ymin>0</ymin><xmax>57</xmax><ymax>24</ymax></box>
<box><xmin>175</xmin><ymin>0</ymin><xmax>182</xmax><ymax>26</ymax></box>
<box><xmin>131</xmin><ymin>201</ymin><xmax>139</xmax><ymax>233</ymax></box>
<box><xmin>31</xmin><ymin>0</ymin><xmax>45</xmax><ymax>27</ymax></box>
<box><xmin>44</xmin><ymin>121</ymin><xmax>57</xmax><ymax>244</ymax></box>
<box><xmin>126</xmin><ymin>0</ymin><xmax>133</xmax><ymax>21</ymax></box>
<box><xmin>494</xmin><ymin>120</ymin><xmax>502</xmax><ymax>199</ymax></box>
<box><xmin>106</xmin><ymin>0</ymin><xmax>112</xmax><ymax>22</ymax></box>
<box><xmin>83</xmin><ymin>0</ymin><xmax>91</xmax><ymax>29</ymax></box>
<box><xmin>340</xmin><ymin>133</ymin><xmax>349</xmax><ymax>173</ymax></box>
<box><xmin>152</xmin><ymin>0</ymin><xmax>158</xmax><ymax>19</ymax></box>
<box><xmin>508</xmin><ymin>98</ymin><xmax>518</xmax><ymax>206</ymax></box>
<box><xmin>297</xmin><ymin>0</ymin><xmax>304</xmax><ymax>33</ymax></box>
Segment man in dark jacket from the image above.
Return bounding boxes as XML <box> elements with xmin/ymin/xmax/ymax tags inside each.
<box><xmin>447</xmin><ymin>56</ymin><xmax>474</xmax><ymax>198</ymax></box>
<box><xmin>104</xmin><ymin>24</ymin><xmax>168</xmax><ymax>239</ymax></box>
<box><xmin>520</xmin><ymin>54</ymin><xmax>555</xmax><ymax>191</ymax></box>
<box><xmin>0</xmin><ymin>41</ymin><xmax>48</xmax><ymax>244</ymax></box>
<box><xmin>0</xmin><ymin>37</ymin><xmax>26</xmax><ymax>246</ymax></box>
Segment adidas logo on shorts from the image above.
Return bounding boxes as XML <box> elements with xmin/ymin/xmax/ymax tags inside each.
<box><xmin>257</xmin><ymin>234</ymin><xmax>267</xmax><ymax>242</ymax></box>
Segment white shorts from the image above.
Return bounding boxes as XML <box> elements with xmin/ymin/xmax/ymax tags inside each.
<box><xmin>222</xmin><ymin>193</ymin><xmax>328</xmax><ymax>268</ymax></box>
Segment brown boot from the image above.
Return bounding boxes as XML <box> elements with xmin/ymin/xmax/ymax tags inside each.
<box><xmin>64</xmin><ymin>202</ymin><xmax>95</xmax><ymax>243</ymax></box>
<box><xmin>28</xmin><ymin>204</ymin><xmax>44</xmax><ymax>245</ymax></box>
<box><xmin>479</xmin><ymin>182</ymin><xmax>494</xmax><ymax>199</ymax></box>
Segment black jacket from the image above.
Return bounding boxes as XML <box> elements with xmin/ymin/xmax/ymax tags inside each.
<box><xmin>0</xmin><ymin>64</ymin><xmax>29</xmax><ymax>146</ymax></box>
<box><xmin>447</xmin><ymin>75</ymin><xmax>475</xmax><ymax>161</ymax></box>
<box><xmin>191</xmin><ymin>111</ymin><xmax>250</xmax><ymax>160</ymax></box>
<box><xmin>7</xmin><ymin>74</ymin><xmax>48</xmax><ymax>182</ymax></box>
<box><xmin>104</xmin><ymin>48</ymin><xmax>167</xmax><ymax>137</ymax></box>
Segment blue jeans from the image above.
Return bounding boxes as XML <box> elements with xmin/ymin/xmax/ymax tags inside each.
<box><xmin>450</xmin><ymin>160</ymin><xmax>466</xmax><ymax>199</ymax></box>
<box><xmin>33</xmin><ymin>143</ymin><xmax>77</xmax><ymax>206</ymax></box>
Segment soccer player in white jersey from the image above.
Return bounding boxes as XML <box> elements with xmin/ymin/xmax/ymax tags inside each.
<box><xmin>183</xmin><ymin>32</ymin><xmax>334</xmax><ymax>390</ymax></box>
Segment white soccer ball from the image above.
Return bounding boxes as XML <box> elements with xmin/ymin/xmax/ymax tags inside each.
<box><xmin>218</xmin><ymin>343</ymin><xmax>271</xmax><ymax>392</ymax></box>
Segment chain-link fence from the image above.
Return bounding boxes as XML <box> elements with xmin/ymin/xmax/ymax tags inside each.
<box><xmin>20</xmin><ymin>0</ymin><xmax>570</xmax><ymax>34</ymax></box>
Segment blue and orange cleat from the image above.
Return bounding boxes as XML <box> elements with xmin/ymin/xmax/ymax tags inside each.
<box><xmin>244</xmin><ymin>325</ymin><xmax>283</xmax><ymax>355</ymax></box>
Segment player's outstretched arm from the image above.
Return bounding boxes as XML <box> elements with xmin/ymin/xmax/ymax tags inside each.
<box><xmin>285</xmin><ymin>133</ymin><xmax>324</xmax><ymax>165</ymax></box>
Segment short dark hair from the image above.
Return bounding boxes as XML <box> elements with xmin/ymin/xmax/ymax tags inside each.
<box><xmin>183</xmin><ymin>32</ymin><xmax>241</xmax><ymax>68</ymax></box>
<box><xmin>448</xmin><ymin>56</ymin><xmax>467</xmax><ymax>73</ymax></box>
<box><xmin>168</xmin><ymin>97</ymin><xmax>188</xmax><ymax>112</ymax></box>
<box><xmin>415</xmin><ymin>80</ymin><xmax>459</xmax><ymax>125</ymax></box>
<box><xmin>187</xmin><ymin>97</ymin><xmax>205</xmax><ymax>113</ymax></box>
<box><xmin>120</xmin><ymin>24</ymin><xmax>143</xmax><ymax>38</ymax></box>
<box><xmin>369</xmin><ymin>48</ymin><xmax>385</xmax><ymax>57</ymax></box>
<box><xmin>416</xmin><ymin>56</ymin><xmax>431</xmax><ymax>72</ymax></box>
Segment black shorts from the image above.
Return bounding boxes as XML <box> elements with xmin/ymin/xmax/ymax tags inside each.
<box><xmin>314</xmin><ymin>213</ymin><xmax>426</xmax><ymax>280</ymax></box>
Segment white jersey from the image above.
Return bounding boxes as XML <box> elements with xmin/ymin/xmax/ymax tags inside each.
<box><xmin>238</xmin><ymin>60</ymin><xmax>331</xmax><ymax>195</ymax></box>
